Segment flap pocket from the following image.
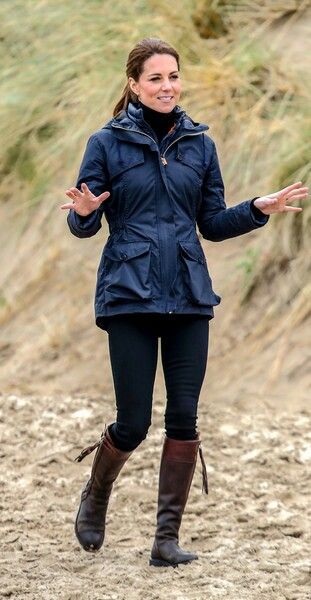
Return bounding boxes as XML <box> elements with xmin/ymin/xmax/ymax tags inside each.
<box><xmin>102</xmin><ymin>241</ymin><xmax>152</xmax><ymax>304</ymax></box>
<box><xmin>176</xmin><ymin>145</ymin><xmax>204</xmax><ymax>181</ymax></box>
<box><xmin>109</xmin><ymin>147</ymin><xmax>145</xmax><ymax>180</ymax></box>
<box><xmin>104</xmin><ymin>241</ymin><xmax>150</xmax><ymax>262</ymax></box>
<box><xmin>179</xmin><ymin>241</ymin><xmax>206</xmax><ymax>265</ymax></box>
<box><xmin>179</xmin><ymin>241</ymin><xmax>220</xmax><ymax>307</ymax></box>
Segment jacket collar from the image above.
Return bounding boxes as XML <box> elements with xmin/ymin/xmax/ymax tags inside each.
<box><xmin>107</xmin><ymin>102</ymin><xmax>209</xmax><ymax>138</ymax></box>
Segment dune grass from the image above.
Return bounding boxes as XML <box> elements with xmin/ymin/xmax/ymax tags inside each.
<box><xmin>0</xmin><ymin>0</ymin><xmax>310</xmax><ymax>339</ymax></box>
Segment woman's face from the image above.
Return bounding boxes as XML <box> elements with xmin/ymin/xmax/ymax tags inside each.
<box><xmin>129</xmin><ymin>53</ymin><xmax>181</xmax><ymax>113</ymax></box>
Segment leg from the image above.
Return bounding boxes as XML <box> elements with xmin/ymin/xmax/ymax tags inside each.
<box><xmin>108</xmin><ymin>314</ymin><xmax>159</xmax><ymax>451</ymax></box>
<box><xmin>163</xmin><ymin>315</ymin><xmax>209</xmax><ymax>441</ymax></box>
<box><xmin>75</xmin><ymin>315</ymin><xmax>158</xmax><ymax>552</ymax></box>
<box><xmin>150</xmin><ymin>316</ymin><xmax>209</xmax><ymax>567</ymax></box>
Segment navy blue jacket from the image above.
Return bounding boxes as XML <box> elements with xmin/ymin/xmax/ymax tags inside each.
<box><xmin>67</xmin><ymin>102</ymin><xmax>269</xmax><ymax>330</ymax></box>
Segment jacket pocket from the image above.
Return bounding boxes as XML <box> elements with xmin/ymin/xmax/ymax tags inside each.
<box><xmin>109</xmin><ymin>147</ymin><xmax>145</xmax><ymax>180</ymax></box>
<box><xmin>103</xmin><ymin>241</ymin><xmax>152</xmax><ymax>304</ymax></box>
<box><xmin>176</xmin><ymin>144</ymin><xmax>205</xmax><ymax>188</ymax></box>
<box><xmin>179</xmin><ymin>241</ymin><xmax>221</xmax><ymax>306</ymax></box>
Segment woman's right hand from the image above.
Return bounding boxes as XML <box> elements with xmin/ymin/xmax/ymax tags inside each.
<box><xmin>61</xmin><ymin>183</ymin><xmax>110</xmax><ymax>216</ymax></box>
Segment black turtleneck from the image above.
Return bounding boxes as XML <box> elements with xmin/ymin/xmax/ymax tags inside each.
<box><xmin>140</xmin><ymin>102</ymin><xmax>176</xmax><ymax>143</ymax></box>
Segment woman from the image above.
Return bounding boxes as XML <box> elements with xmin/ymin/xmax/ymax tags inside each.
<box><xmin>61</xmin><ymin>38</ymin><xmax>308</xmax><ymax>568</ymax></box>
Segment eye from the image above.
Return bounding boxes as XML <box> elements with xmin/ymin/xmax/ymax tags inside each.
<box><xmin>171</xmin><ymin>75</ymin><xmax>179</xmax><ymax>79</ymax></box>
<box><xmin>150</xmin><ymin>77</ymin><xmax>160</xmax><ymax>81</ymax></box>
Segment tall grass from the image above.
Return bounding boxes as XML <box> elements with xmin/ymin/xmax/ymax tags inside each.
<box><xmin>190</xmin><ymin>0</ymin><xmax>311</xmax><ymax>336</ymax></box>
<box><xmin>0</xmin><ymin>0</ymin><xmax>310</xmax><ymax>341</ymax></box>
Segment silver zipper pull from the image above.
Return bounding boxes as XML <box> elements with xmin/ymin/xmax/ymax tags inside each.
<box><xmin>161</xmin><ymin>156</ymin><xmax>168</xmax><ymax>166</ymax></box>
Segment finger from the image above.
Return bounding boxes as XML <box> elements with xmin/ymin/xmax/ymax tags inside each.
<box><xmin>277</xmin><ymin>181</ymin><xmax>303</xmax><ymax>195</ymax></box>
<box><xmin>97</xmin><ymin>191</ymin><xmax>110</xmax><ymax>203</ymax></box>
<box><xmin>60</xmin><ymin>203</ymin><xmax>75</xmax><ymax>210</ymax></box>
<box><xmin>81</xmin><ymin>183</ymin><xmax>94</xmax><ymax>197</ymax></box>
<box><xmin>285</xmin><ymin>188</ymin><xmax>309</xmax><ymax>199</ymax></box>
<box><xmin>285</xmin><ymin>192</ymin><xmax>309</xmax><ymax>202</ymax></box>
<box><xmin>65</xmin><ymin>190</ymin><xmax>78</xmax><ymax>200</ymax></box>
<box><xmin>69</xmin><ymin>187</ymin><xmax>84</xmax><ymax>198</ymax></box>
<box><xmin>266</xmin><ymin>183</ymin><xmax>306</xmax><ymax>200</ymax></box>
<box><xmin>283</xmin><ymin>206</ymin><xmax>303</xmax><ymax>212</ymax></box>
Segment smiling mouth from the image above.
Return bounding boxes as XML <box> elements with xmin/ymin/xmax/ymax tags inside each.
<box><xmin>158</xmin><ymin>96</ymin><xmax>174</xmax><ymax>101</ymax></box>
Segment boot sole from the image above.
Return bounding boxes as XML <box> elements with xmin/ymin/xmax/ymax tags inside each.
<box><xmin>149</xmin><ymin>557</ymin><xmax>197</xmax><ymax>568</ymax></box>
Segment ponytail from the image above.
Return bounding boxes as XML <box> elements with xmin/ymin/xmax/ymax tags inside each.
<box><xmin>113</xmin><ymin>82</ymin><xmax>137</xmax><ymax>117</ymax></box>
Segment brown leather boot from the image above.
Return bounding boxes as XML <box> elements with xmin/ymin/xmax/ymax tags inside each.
<box><xmin>150</xmin><ymin>436</ymin><xmax>208</xmax><ymax>567</ymax></box>
<box><xmin>74</xmin><ymin>428</ymin><xmax>132</xmax><ymax>552</ymax></box>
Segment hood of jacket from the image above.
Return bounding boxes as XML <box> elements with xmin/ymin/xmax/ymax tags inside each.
<box><xmin>106</xmin><ymin>102</ymin><xmax>209</xmax><ymax>143</ymax></box>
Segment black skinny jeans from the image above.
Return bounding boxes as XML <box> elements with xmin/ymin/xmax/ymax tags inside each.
<box><xmin>106</xmin><ymin>314</ymin><xmax>209</xmax><ymax>452</ymax></box>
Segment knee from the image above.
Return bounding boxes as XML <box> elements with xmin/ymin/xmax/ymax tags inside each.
<box><xmin>112</xmin><ymin>420</ymin><xmax>151</xmax><ymax>451</ymax></box>
<box><xmin>127</xmin><ymin>422</ymin><xmax>151</xmax><ymax>446</ymax></box>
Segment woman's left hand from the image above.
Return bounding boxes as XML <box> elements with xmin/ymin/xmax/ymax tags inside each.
<box><xmin>253</xmin><ymin>181</ymin><xmax>309</xmax><ymax>215</ymax></box>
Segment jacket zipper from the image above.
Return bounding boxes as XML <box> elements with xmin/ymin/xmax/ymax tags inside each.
<box><xmin>160</xmin><ymin>132</ymin><xmax>203</xmax><ymax>166</ymax></box>
<box><xmin>112</xmin><ymin>124</ymin><xmax>157</xmax><ymax>146</ymax></box>
<box><xmin>111</xmin><ymin>124</ymin><xmax>203</xmax><ymax>311</ymax></box>
<box><xmin>112</xmin><ymin>125</ymin><xmax>204</xmax><ymax>167</ymax></box>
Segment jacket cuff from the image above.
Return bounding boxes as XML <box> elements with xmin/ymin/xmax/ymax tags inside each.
<box><xmin>249</xmin><ymin>198</ymin><xmax>270</xmax><ymax>226</ymax></box>
<box><xmin>72</xmin><ymin>209</ymin><xmax>98</xmax><ymax>227</ymax></box>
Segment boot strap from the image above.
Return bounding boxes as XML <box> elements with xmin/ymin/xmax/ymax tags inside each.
<box><xmin>75</xmin><ymin>434</ymin><xmax>208</xmax><ymax>493</ymax></box>
<box><xmin>74</xmin><ymin>432</ymin><xmax>105</xmax><ymax>463</ymax></box>
<box><xmin>199</xmin><ymin>444</ymin><xmax>208</xmax><ymax>495</ymax></box>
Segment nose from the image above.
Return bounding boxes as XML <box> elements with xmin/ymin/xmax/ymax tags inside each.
<box><xmin>161</xmin><ymin>78</ymin><xmax>172</xmax><ymax>91</ymax></box>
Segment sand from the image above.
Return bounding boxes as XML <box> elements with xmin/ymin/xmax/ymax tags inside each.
<box><xmin>1</xmin><ymin>390</ymin><xmax>310</xmax><ymax>600</ymax></box>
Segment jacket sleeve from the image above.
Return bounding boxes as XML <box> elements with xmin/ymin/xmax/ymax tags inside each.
<box><xmin>67</xmin><ymin>134</ymin><xmax>110</xmax><ymax>239</ymax></box>
<box><xmin>197</xmin><ymin>140</ymin><xmax>269</xmax><ymax>242</ymax></box>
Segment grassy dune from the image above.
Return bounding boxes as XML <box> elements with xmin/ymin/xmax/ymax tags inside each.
<box><xmin>0</xmin><ymin>0</ymin><xmax>310</xmax><ymax>389</ymax></box>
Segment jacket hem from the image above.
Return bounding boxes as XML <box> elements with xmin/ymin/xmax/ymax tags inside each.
<box><xmin>95</xmin><ymin>305</ymin><xmax>215</xmax><ymax>332</ymax></box>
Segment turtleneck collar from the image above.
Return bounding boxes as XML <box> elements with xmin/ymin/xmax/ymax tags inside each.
<box><xmin>110</xmin><ymin>103</ymin><xmax>209</xmax><ymax>139</ymax></box>
<box><xmin>139</xmin><ymin>101</ymin><xmax>176</xmax><ymax>143</ymax></box>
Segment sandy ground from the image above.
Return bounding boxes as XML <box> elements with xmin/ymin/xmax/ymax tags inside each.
<box><xmin>1</xmin><ymin>390</ymin><xmax>310</xmax><ymax>600</ymax></box>
<box><xmin>1</xmin><ymin>212</ymin><xmax>310</xmax><ymax>600</ymax></box>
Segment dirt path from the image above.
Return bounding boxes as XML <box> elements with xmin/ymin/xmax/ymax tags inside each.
<box><xmin>1</xmin><ymin>392</ymin><xmax>310</xmax><ymax>600</ymax></box>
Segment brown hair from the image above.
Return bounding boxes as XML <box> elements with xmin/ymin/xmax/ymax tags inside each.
<box><xmin>113</xmin><ymin>38</ymin><xmax>180</xmax><ymax>117</ymax></box>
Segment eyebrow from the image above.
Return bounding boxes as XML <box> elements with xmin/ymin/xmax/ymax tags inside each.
<box><xmin>148</xmin><ymin>71</ymin><xmax>179</xmax><ymax>77</ymax></box>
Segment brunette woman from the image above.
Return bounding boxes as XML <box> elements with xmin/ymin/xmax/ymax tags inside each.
<box><xmin>61</xmin><ymin>37</ymin><xmax>308</xmax><ymax>567</ymax></box>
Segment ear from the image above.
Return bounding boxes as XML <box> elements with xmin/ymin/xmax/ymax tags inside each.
<box><xmin>128</xmin><ymin>77</ymin><xmax>139</xmax><ymax>96</ymax></box>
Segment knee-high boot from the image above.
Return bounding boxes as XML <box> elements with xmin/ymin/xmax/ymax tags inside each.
<box><xmin>74</xmin><ymin>428</ymin><xmax>132</xmax><ymax>552</ymax></box>
<box><xmin>150</xmin><ymin>436</ymin><xmax>208</xmax><ymax>567</ymax></box>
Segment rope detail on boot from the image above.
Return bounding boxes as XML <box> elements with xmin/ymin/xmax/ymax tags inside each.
<box><xmin>199</xmin><ymin>445</ymin><xmax>208</xmax><ymax>495</ymax></box>
<box><xmin>74</xmin><ymin>432</ymin><xmax>104</xmax><ymax>463</ymax></box>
